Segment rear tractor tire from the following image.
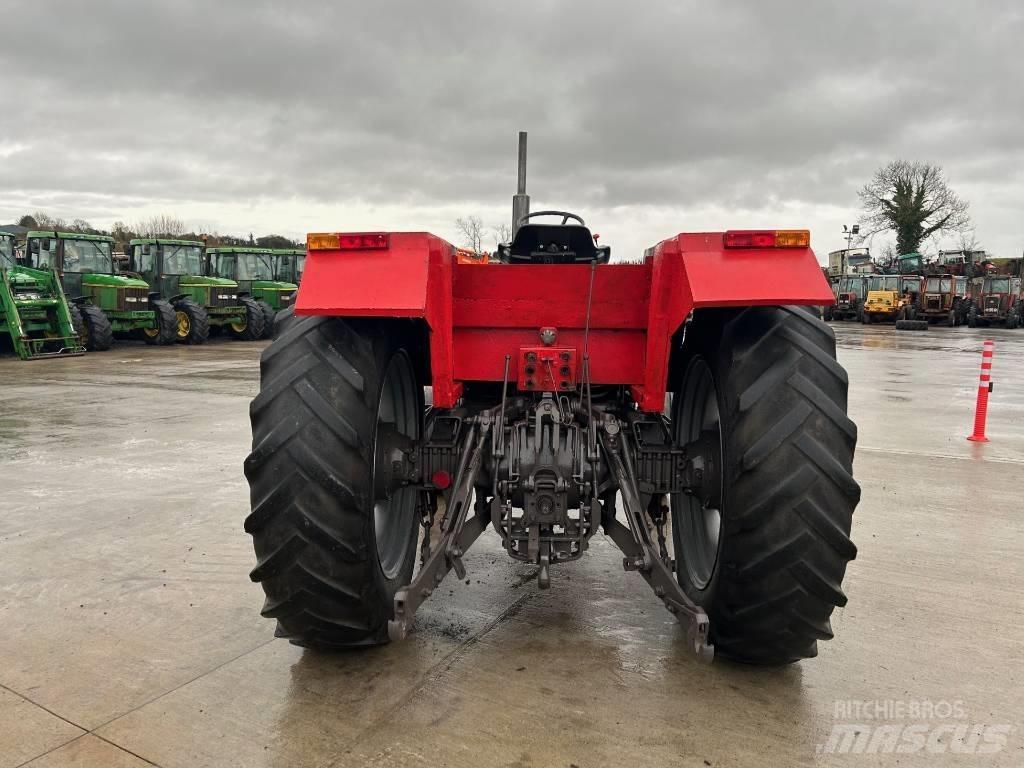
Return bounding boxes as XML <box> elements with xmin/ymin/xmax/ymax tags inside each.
<box><xmin>174</xmin><ymin>298</ymin><xmax>210</xmax><ymax>345</ymax></box>
<box><xmin>256</xmin><ymin>300</ymin><xmax>277</xmax><ymax>339</ymax></box>
<box><xmin>229</xmin><ymin>297</ymin><xmax>266</xmax><ymax>341</ymax></box>
<box><xmin>141</xmin><ymin>299</ymin><xmax>177</xmax><ymax>345</ymax></box>
<box><xmin>670</xmin><ymin>306</ymin><xmax>859</xmax><ymax>665</ymax></box>
<box><xmin>967</xmin><ymin>304</ymin><xmax>979</xmax><ymax>328</ymax></box>
<box><xmin>244</xmin><ymin>314</ymin><xmax>424</xmax><ymax>648</ymax></box>
<box><xmin>79</xmin><ymin>303</ymin><xmax>114</xmax><ymax>351</ymax></box>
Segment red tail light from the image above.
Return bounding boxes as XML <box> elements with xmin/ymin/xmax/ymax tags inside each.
<box><xmin>723</xmin><ymin>230</ymin><xmax>810</xmax><ymax>249</ymax></box>
<box><xmin>307</xmin><ymin>232</ymin><xmax>390</xmax><ymax>250</ymax></box>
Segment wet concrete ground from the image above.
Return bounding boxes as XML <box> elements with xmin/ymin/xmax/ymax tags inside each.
<box><xmin>1</xmin><ymin>324</ymin><xmax>1022</xmax><ymax>767</ymax></box>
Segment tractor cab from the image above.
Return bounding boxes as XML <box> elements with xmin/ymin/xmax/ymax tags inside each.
<box><xmin>832</xmin><ymin>274</ymin><xmax>868</xmax><ymax>320</ymax></box>
<box><xmin>922</xmin><ymin>275</ymin><xmax>954</xmax><ymax>308</ymax></box>
<box><xmin>128</xmin><ymin>238</ymin><xmax>263</xmax><ymax>344</ymax></box>
<box><xmin>272</xmin><ymin>248</ymin><xmax>306</xmax><ymax>285</ymax></box>
<box><xmin>207</xmin><ymin>247</ymin><xmax>297</xmax><ymax>337</ymax></box>
<box><xmin>0</xmin><ymin>232</ymin><xmax>14</xmax><ymax>269</ymax></box>
<box><xmin>920</xmin><ymin>274</ymin><xmax>966</xmax><ymax>325</ymax></box>
<box><xmin>24</xmin><ymin>231</ymin><xmax>155</xmax><ymax>350</ymax></box>
<box><xmin>1</xmin><ymin>230</ymin><xmax>84</xmax><ymax>359</ymax></box>
<box><xmin>899</xmin><ymin>274</ymin><xmax>923</xmax><ymax>305</ymax></box>
<box><xmin>967</xmin><ymin>275</ymin><xmax>1021</xmax><ymax>327</ymax></box>
<box><xmin>494</xmin><ymin>211</ymin><xmax>610</xmax><ymax>264</ymax></box>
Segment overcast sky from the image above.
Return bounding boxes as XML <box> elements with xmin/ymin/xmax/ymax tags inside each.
<box><xmin>1</xmin><ymin>1</ymin><xmax>1021</xmax><ymax>261</ymax></box>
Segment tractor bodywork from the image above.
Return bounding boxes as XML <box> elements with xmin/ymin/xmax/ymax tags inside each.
<box><xmin>128</xmin><ymin>239</ymin><xmax>264</xmax><ymax>343</ymax></box>
<box><xmin>0</xmin><ymin>231</ymin><xmax>84</xmax><ymax>359</ymax></box>
<box><xmin>24</xmin><ymin>231</ymin><xmax>162</xmax><ymax>349</ymax></box>
<box><xmin>297</xmin><ymin>231</ymin><xmax>832</xmax><ymax>411</ymax></box>
<box><xmin>207</xmin><ymin>246</ymin><xmax>297</xmax><ymax>337</ymax></box>
<box><xmin>245</xmin><ymin>218</ymin><xmax>859</xmax><ymax>666</ymax></box>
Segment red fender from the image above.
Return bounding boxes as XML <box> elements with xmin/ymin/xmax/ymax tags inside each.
<box><xmin>297</xmin><ymin>231</ymin><xmax>833</xmax><ymax>411</ymax></box>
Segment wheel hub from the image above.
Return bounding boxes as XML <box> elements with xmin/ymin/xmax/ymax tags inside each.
<box><xmin>372</xmin><ymin>353</ymin><xmax>421</xmax><ymax>580</ymax></box>
<box><xmin>672</xmin><ymin>357</ymin><xmax>724</xmax><ymax>590</ymax></box>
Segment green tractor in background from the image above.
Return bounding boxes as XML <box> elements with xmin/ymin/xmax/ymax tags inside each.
<box><xmin>24</xmin><ymin>231</ymin><xmax>176</xmax><ymax>350</ymax></box>
<box><xmin>127</xmin><ymin>238</ymin><xmax>264</xmax><ymax>344</ymax></box>
<box><xmin>272</xmin><ymin>247</ymin><xmax>305</xmax><ymax>286</ymax></box>
<box><xmin>0</xmin><ymin>230</ymin><xmax>84</xmax><ymax>359</ymax></box>
<box><xmin>206</xmin><ymin>246</ymin><xmax>297</xmax><ymax>338</ymax></box>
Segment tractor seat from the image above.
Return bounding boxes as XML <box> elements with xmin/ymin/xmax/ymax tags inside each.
<box><xmin>501</xmin><ymin>224</ymin><xmax>610</xmax><ymax>265</ymax></box>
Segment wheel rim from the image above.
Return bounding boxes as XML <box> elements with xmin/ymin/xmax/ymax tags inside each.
<box><xmin>230</xmin><ymin>321</ymin><xmax>246</xmax><ymax>333</ymax></box>
<box><xmin>373</xmin><ymin>352</ymin><xmax>420</xmax><ymax>580</ymax></box>
<box><xmin>143</xmin><ymin>324</ymin><xmax>160</xmax><ymax>338</ymax></box>
<box><xmin>176</xmin><ymin>311</ymin><xmax>190</xmax><ymax>337</ymax></box>
<box><xmin>672</xmin><ymin>357</ymin><xmax>724</xmax><ymax>590</ymax></box>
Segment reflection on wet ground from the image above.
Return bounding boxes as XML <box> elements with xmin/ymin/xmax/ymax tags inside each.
<box><xmin>1</xmin><ymin>329</ymin><xmax>1022</xmax><ymax>766</ymax></box>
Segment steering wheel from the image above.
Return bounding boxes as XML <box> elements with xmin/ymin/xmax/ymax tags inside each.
<box><xmin>517</xmin><ymin>210</ymin><xmax>586</xmax><ymax>228</ymax></box>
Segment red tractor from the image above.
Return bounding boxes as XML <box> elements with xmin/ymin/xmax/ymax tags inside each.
<box><xmin>244</xmin><ymin>152</ymin><xmax>859</xmax><ymax>665</ymax></box>
<box><xmin>966</xmin><ymin>275</ymin><xmax>1022</xmax><ymax>328</ymax></box>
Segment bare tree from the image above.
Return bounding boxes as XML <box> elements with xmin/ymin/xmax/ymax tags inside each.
<box><xmin>455</xmin><ymin>215</ymin><xmax>486</xmax><ymax>253</ymax></box>
<box><xmin>31</xmin><ymin>211</ymin><xmax>69</xmax><ymax>230</ymax></box>
<box><xmin>857</xmin><ymin>160</ymin><xmax>970</xmax><ymax>255</ymax></box>
<box><xmin>493</xmin><ymin>222</ymin><xmax>512</xmax><ymax>248</ymax></box>
<box><xmin>135</xmin><ymin>214</ymin><xmax>188</xmax><ymax>238</ymax></box>
<box><xmin>957</xmin><ymin>228</ymin><xmax>982</xmax><ymax>253</ymax></box>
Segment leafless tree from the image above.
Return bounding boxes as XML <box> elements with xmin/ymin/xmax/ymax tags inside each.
<box><xmin>857</xmin><ymin>160</ymin><xmax>970</xmax><ymax>255</ymax></box>
<box><xmin>455</xmin><ymin>215</ymin><xmax>486</xmax><ymax>253</ymax></box>
<box><xmin>30</xmin><ymin>211</ymin><xmax>69</xmax><ymax>231</ymax></box>
<box><xmin>957</xmin><ymin>228</ymin><xmax>982</xmax><ymax>253</ymax></box>
<box><xmin>135</xmin><ymin>214</ymin><xmax>188</xmax><ymax>238</ymax></box>
<box><xmin>493</xmin><ymin>222</ymin><xmax>512</xmax><ymax>248</ymax></box>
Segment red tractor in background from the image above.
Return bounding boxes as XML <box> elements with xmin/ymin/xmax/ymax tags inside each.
<box><xmin>966</xmin><ymin>274</ymin><xmax>1022</xmax><ymax>328</ymax></box>
<box><xmin>244</xmin><ymin>137</ymin><xmax>859</xmax><ymax>665</ymax></box>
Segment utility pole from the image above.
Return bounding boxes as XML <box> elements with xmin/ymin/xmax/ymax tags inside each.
<box><xmin>512</xmin><ymin>131</ymin><xmax>530</xmax><ymax>238</ymax></box>
<box><xmin>842</xmin><ymin>224</ymin><xmax>859</xmax><ymax>274</ymax></box>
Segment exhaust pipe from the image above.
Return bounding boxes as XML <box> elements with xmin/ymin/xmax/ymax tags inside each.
<box><xmin>512</xmin><ymin>131</ymin><xmax>530</xmax><ymax>237</ymax></box>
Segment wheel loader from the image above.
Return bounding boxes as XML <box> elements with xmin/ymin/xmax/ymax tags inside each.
<box><xmin>206</xmin><ymin>246</ymin><xmax>297</xmax><ymax>337</ymax></box>
<box><xmin>0</xmin><ymin>231</ymin><xmax>84</xmax><ymax>359</ymax></box>
<box><xmin>126</xmin><ymin>238</ymin><xmax>264</xmax><ymax>343</ymax></box>
<box><xmin>244</xmin><ymin>136</ymin><xmax>860</xmax><ymax>665</ymax></box>
<box><xmin>23</xmin><ymin>231</ymin><xmax>172</xmax><ymax>350</ymax></box>
<box><xmin>861</xmin><ymin>275</ymin><xmax>905</xmax><ymax>324</ymax></box>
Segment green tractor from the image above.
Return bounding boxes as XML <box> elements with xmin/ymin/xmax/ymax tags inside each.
<box><xmin>127</xmin><ymin>238</ymin><xmax>264</xmax><ymax>344</ymax></box>
<box><xmin>206</xmin><ymin>246</ymin><xmax>298</xmax><ymax>338</ymax></box>
<box><xmin>24</xmin><ymin>231</ymin><xmax>175</xmax><ymax>350</ymax></box>
<box><xmin>0</xmin><ymin>230</ymin><xmax>84</xmax><ymax>359</ymax></box>
<box><xmin>272</xmin><ymin>247</ymin><xmax>305</xmax><ymax>286</ymax></box>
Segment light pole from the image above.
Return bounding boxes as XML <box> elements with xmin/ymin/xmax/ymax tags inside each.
<box><xmin>842</xmin><ymin>224</ymin><xmax>860</xmax><ymax>274</ymax></box>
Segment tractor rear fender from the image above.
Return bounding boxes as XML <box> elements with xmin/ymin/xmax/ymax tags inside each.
<box><xmin>296</xmin><ymin>231</ymin><xmax>833</xmax><ymax>412</ymax></box>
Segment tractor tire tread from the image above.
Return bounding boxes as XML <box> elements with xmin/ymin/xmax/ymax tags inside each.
<box><xmin>79</xmin><ymin>303</ymin><xmax>114</xmax><ymax>351</ymax></box>
<box><xmin>174</xmin><ymin>298</ymin><xmax>210</xmax><ymax>344</ymax></box>
<box><xmin>682</xmin><ymin>305</ymin><xmax>859</xmax><ymax>665</ymax></box>
<box><xmin>244</xmin><ymin>315</ymin><xmax>408</xmax><ymax>648</ymax></box>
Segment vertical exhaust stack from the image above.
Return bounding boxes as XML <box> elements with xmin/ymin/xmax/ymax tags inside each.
<box><xmin>512</xmin><ymin>131</ymin><xmax>530</xmax><ymax>238</ymax></box>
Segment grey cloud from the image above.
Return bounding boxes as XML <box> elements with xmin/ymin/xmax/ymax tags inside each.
<box><xmin>1</xmin><ymin>0</ymin><xmax>1022</xmax><ymax>255</ymax></box>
